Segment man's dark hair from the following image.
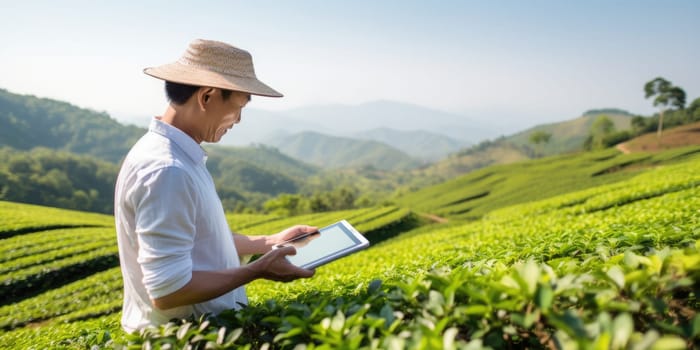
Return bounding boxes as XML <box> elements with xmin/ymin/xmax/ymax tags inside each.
<box><xmin>165</xmin><ymin>81</ymin><xmax>232</xmax><ymax>105</ymax></box>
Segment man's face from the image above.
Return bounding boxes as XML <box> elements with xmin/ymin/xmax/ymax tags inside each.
<box><xmin>202</xmin><ymin>90</ymin><xmax>251</xmax><ymax>143</ymax></box>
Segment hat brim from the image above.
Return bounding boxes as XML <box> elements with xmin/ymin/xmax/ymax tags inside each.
<box><xmin>144</xmin><ymin>62</ymin><xmax>283</xmax><ymax>98</ymax></box>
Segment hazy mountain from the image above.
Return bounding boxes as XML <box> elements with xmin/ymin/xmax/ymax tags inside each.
<box><xmin>353</xmin><ymin>128</ymin><xmax>469</xmax><ymax>161</ymax></box>
<box><xmin>220</xmin><ymin>100</ymin><xmax>498</xmax><ymax>147</ymax></box>
<box><xmin>283</xmin><ymin>100</ymin><xmax>495</xmax><ymax>141</ymax></box>
<box><xmin>266</xmin><ymin>131</ymin><xmax>423</xmax><ymax>171</ymax></box>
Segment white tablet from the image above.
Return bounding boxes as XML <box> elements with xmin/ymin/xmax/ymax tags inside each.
<box><xmin>274</xmin><ymin>220</ymin><xmax>369</xmax><ymax>269</ymax></box>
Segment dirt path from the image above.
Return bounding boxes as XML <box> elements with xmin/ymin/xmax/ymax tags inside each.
<box><xmin>616</xmin><ymin>143</ymin><xmax>631</xmax><ymax>154</ymax></box>
<box><xmin>420</xmin><ymin>213</ymin><xmax>449</xmax><ymax>224</ymax></box>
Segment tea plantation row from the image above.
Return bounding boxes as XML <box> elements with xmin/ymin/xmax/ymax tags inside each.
<box><xmin>0</xmin><ymin>204</ymin><xmax>414</xmax><ymax>347</ymax></box>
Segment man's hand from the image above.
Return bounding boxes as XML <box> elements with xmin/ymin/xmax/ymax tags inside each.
<box><xmin>247</xmin><ymin>246</ymin><xmax>315</xmax><ymax>282</ymax></box>
<box><xmin>269</xmin><ymin>225</ymin><xmax>318</xmax><ymax>247</ymax></box>
<box><xmin>233</xmin><ymin>224</ymin><xmax>318</xmax><ymax>256</ymax></box>
<box><xmin>152</xmin><ymin>247</ymin><xmax>314</xmax><ymax>310</ymax></box>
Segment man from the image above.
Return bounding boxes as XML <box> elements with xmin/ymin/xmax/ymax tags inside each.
<box><xmin>114</xmin><ymin>39</ymin><xmax>315</xmax><ymax>333</ymax></box>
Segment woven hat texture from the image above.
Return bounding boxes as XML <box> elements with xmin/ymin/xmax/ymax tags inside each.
<box><xmin>144</xmin><ymin>39</ymin><xmax>282</xmax><ymax>97</ymax></box>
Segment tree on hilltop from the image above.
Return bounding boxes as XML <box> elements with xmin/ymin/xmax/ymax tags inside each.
<box><xmin>584</xmin><ymin>115</ymin><xmax>615</xmax><ymax>151</ymax></box>
<box><xmin>644</xmin><ymin>77</ymin><xmax>686</xmax><ymax>139</ymax></box>
<box><xmin>528</xmin><ymin>131</ymin><xmax>552</xmax><ymax>157</ymax></box>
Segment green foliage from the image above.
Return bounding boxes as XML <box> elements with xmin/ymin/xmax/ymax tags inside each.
<box><xmin>583</xmin><ymin>115</ymin><xmax>616</xmax><ymax>151</ymax></box>
<box><xmin>263</xmin><ymin>186</ymin><xmax>361</xmax><ymax>216</ymax></box>
<box><xmin>626</xmin><ymin>107</ymin><xmax>700</xmax><ymax>136</ymax></box>
<box><xmin>528</xmin><ymin>131</ymin><xmax>552</xmax><ymax>145</ymax></box>
<box><xmin>644</xmin><ymin>77</ymin><xmax>687</xmax><ymax>138</ymax></box>
<box><xmin>644</xmin><ymin>77</ymin><xmax>686</xmax><ymax>110</ymax></box>
<box><xmin>0</xmin><ymin>88</ymin><xmax>142</xmax><ymax>163</ymax></box>
<box><xmin>207</xmin><ymin>144</ymin><xmax>320</xmax><ymax>212</ymax></box>
<box><xmin>0</xmin><ymin>147</ymin><xmax>119</xmax><ymax>213</ymax></box>
<box><xmin>583</xmin><ymin>108</ymin><xmax>634</xmax><ymax>116</ymax></box>
<box><xmin>601</xmin><ymin>130</ymin><xmax>633</xmax><ymax>147</ymax></box>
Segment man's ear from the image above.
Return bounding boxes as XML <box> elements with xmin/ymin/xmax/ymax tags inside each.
<box><xmin>197</xmin><ymin>87</ymin><xmax>216</xmax><ymax>111</ymax></box>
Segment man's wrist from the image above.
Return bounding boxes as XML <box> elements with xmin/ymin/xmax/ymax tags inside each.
<box><xmin>240</xmin><ymin>263</ymin><xmax>263</xmax><ymax>282</ymax></box>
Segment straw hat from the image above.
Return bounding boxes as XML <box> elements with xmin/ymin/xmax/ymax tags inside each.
<box><xmin>144</xmin><ymin>39</ymin><xmax>283</xmax><ymax>97</ymax></box>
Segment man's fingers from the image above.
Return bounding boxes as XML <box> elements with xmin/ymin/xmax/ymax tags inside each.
<box><xmin>298</xmin><ymin>267</ymin><xmax>315</xmax><ymax>278</ymax></box>
<box><xmin>291</xmin><ymin>225</ymin><xmax>318</xmax><ymax>235</ymax></box>
<box><xmin>277</xmin><ymin>245</ymin><xmax>297</xmax><ymax>256</ymax></box>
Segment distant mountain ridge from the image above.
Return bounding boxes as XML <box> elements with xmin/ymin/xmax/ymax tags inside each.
<box><xmin>223</xmin><ymin>100</ymin><xmax>496</xmax><ymax>149</ymax></box>
<box><xmin>266</xmin><ymin>131</ymin><xmax>422</xmax><ymax>171</ymax></box>
<box><xmin>352</xmin><ymin>128</ymin><xmax>469</xmax><ymax>161</ymax></box>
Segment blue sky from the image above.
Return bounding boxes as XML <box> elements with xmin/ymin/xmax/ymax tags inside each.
<box><xmin>1</xmin><ymin>0</ymin><xmax>698</xmax><ymax>130</ymax></box>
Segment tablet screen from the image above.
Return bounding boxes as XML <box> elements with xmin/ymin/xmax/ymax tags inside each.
<box><xmin>285</xmin><ymin>221</ymin><xmax>364</xmax><ymax>268</ymax></box>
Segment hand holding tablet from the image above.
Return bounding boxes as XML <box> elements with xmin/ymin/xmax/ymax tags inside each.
<box><xmin>274</xmin><ymin>220</ymin><xmax>369</xmax><ymax>269</ymax></box>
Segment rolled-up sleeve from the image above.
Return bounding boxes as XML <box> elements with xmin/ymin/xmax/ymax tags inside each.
<box><xmin>131</xmin><ymin>166</ymin><xmax>198</xmax><ymax>299</ymax></box>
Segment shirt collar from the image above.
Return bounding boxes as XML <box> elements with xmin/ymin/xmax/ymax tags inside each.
<box><xmin>149</xmin><ymin>118</ymin><xmax>207</xmax><ymax>164</ymax></box>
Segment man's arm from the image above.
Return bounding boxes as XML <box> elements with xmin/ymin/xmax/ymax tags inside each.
<box><xmin>233</xmin><ymin>225</ymin><xmax>317</xmax><ymax>256</ymax></box>
<box><xmin>152</xmin><ymin>246</ymin><xmax>313</xmax><ymax>310</ymax></box>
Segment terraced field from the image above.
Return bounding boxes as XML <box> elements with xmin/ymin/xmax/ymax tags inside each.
<box><xmin>0</xmin><ymin>202</ymin><xmax>417</xmax><ymax>348</ymax></box>
<box><xmin>397</xmin><ymin>146</ymin><xmax>700</xmax><ymax>220</ymax></box>
<box><xmin>0</xmin><ymin>147</ymin><xmax>698</xmax><ymax>349</ymax></box>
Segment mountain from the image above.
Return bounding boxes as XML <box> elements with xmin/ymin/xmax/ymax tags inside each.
<box><xmin>352</xmin><ymin>128</ymin><xmax>469</xmax><ymax>161</ymax></box>
<box><xmin>265</xmin><ymin>131</ymin><xmax>423</xmax><ymax>171</ymax></box>
<box><xmin>221</xmin><ymin>100</ymin><xmax>497</xmax><ymax>148</ymax></box>
<box><xmin>0</xmin><ymin>88</ymin><xmax>143</xmax><ymax>163</ymax></box>
<box><xmin>283</xmin><ymin>100</ymin><xmax>495</xmax><ymax>141</ymax></box>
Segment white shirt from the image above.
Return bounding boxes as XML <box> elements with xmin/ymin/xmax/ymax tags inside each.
<box><xmin>114</xmin><ymin>118</ymin><xmax>247</xmax><ymax>333</ymax></box>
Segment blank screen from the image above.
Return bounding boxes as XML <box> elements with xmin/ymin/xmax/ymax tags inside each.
<box><xmin>285</xmin><ymin>222</ymin><xmax>361</xmax><ymax>267</ymax></box>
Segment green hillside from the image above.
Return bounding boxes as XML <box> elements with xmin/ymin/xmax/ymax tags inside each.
<box><xmin>506</xmin><ymin>110</ymin><xmax>633</xmax><ymax>157</ymax></box>
<box><xmin>399</xmin><ymin>110</ymin><xmax>634</xmax><ymax>192</ymax></box>
<box><xmin>397</xmin><ymin>145</ymin><xmax>700</xmax><ymax>220</ymax></box>
<box><xmin>0</xmin><ymin>88</ymin><xmax>143</xmax><ymax>163</ymax></box>
<box><xmin>267</xmin><ymin>131</ymin><xmax>423</xmax><ymax>171</ymax></box>
<box><xmin>1</xmin><ymin>149</ymin><xmax>698</xmax><ymax>348</ymax></box>
<box><xmin>0</xmin><ymin>89</ymin><xmax>322</xmax><ymax>213</ymax></box>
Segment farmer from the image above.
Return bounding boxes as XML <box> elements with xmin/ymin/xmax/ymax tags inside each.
<box><xmin>114</xmin><ymin>39</ymin><xmax>315</xmax><ymax>332</ymax></box>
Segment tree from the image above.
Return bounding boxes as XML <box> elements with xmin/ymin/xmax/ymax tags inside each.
<box><xmin>644</xmin><ymin>77</ymin><xmax>686</xmax><ymax>139</ymax></box>
<box><xmin>687</xmin><ymin>97</ymin><xmax>700</xmax><ymax>122</ymax></box>
<box><xmin>584</xmin><ymin>115</ymin><xmax>615</xmax><ymax>151</ymax></box>
<box><xmin>528</xmin><ymin>131</ymin><xmax>552</xmax><ymax>157</ymax></box>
